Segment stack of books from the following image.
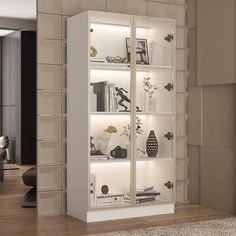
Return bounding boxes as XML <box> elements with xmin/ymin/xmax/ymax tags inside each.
<box><xmin>90</xmin><ymin>81</ymin><xmax>118</xmax><ymax>112</ymax></box>
<box><xmin>90</xmin><ymin>173</ymin><xmax>125</xmax><ymax>207</ymax></box>
<box><xmin>125</xmin><ymin>186</ymin><xmax>161</xmax><ymax>204</ymax></box>
<box><xmin>96</xmin><ymin>193</ymin><xmax>124</xmax><ymax>206</ymax></box>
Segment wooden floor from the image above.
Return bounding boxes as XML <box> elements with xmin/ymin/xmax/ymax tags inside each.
<box><xmin>0</xmin><ymin>166</ymin><xmax>234</xmax><ymax>236</ymax></box>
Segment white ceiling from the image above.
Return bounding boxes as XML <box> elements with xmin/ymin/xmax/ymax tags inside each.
<box><xmin>0</xmin><ymin>0</ymin><xmax>36</xmax><ymax>20</ymax></box>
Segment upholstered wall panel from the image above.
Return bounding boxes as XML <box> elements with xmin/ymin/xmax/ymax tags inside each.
<box><xmin>37</xmin><ymin>0</ymin><xmax>188</xmax><ymax>215</ymax></box>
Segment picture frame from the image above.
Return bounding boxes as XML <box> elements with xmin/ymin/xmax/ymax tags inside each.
<box><xmin>126</xmin><ymin>38</ymin><xmax>149</xmax><ymax>65</ymax></box>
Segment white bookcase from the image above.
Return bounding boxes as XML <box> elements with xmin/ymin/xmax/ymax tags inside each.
<box><xmin>67</xmin><ymin>11</ymin><xmax>176</xmax><ymax>222</ymax></box>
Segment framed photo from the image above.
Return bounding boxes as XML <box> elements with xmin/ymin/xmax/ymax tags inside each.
<box><xmin>126</xmin><ymin>38</ymin><xmax>149</xmax><ymax>65</ymax></box>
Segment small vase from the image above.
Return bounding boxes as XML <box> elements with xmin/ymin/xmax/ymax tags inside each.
<box><xmin>146</xmin><ymin>130</ymin><xmax>158</xmax><ymax>157</ymax></box>
<box><xmin>143</xmin><ymin>93</ymin><xmax>157</xmax><ymax>112</ymax></box>
<box><xmin>126</xmin><ymin>143</ymin><xmax>130</xmax><ymax>159</ymax></box>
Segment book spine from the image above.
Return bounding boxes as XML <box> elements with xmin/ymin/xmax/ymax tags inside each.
<box><xmin>104</xmin><ymin>82</ymin><xmax>108</xmax><ymax>112</ymax></box>
<box><xmin>136</xmin><ymin>197</ymin><xmax>155</xmax><ymax>204</ymax></box>
<box><xmin>113</xmin><ymin>85</ymin><xmax>118</xmax><ymax>112</ymax></box>
<box><xmin>108</xmin><ymin>84</ymin><xmax>113</xmax><ymax>112</ymax></box>
<box><xmin>96</xmin><ymin>196</ymin><xmax>124</xmax><ymax>205</ymax></box>
<box><xmin>90</xmin><ymin>86</ymin><xmax>97</xmax><ymax>112</ymax></box>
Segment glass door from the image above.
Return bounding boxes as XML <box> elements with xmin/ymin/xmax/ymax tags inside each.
<box><xmin>88</xmin><ymin>12</ymin><xmax>133</xmax><ymax>209</ymax></box>
<box><xmin>134</xmin><ymin>16</ymin><xmax>176</xmax><ymax>206</ymax></box>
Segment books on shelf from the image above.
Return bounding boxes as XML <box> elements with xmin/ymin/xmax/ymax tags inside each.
<box><xmin>96</xmin><ymin>193</ymin><xmax>124</xmax><ymax>206</ymax></box>
<box><xmin>90</xmin><ymin>86</ymin><xmax>97</xmax><ymax>112</ymax></box>
<box><xmin>90</xmin><ymin>174</ymin><xmax>125</xmax><ymax>207</ymax></box>
<box><xmin>90</xmin><ymin>81</ymin><xmax>118</xmax><ymax>112</ymax></box>
<box><xmin>125</xmin><ymin>186</ymin><xmax>161</xmax><ymax>204</ymax></box>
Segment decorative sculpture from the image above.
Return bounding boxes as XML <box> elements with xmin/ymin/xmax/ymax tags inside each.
<box><xmin>90</xmin><ymin>46</ymin><xmax>97</xmax><ymax>57</ymax></box>
<box><xmin>115</xmin><ymin>87</ymin><xmax>140</xmax><ymax>112</ymax></box>
<box><xmin>90</xmin><ymin>136</ymin><xmax>103</xmax><ymax>155</ymax></box>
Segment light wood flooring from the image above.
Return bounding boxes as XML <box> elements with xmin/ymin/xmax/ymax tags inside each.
<box><xmin>0</xmin><ymin>166</ymin><xmax>234</xmax><ymax>236</ymax></box>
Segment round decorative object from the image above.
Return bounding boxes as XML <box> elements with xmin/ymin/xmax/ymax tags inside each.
<box><xmin>101</xmin><ymin>185</ymin><xmax>109</xmax><ymax>194</ymax></box>
<box><xmin>146</xmin><ymin>130</ymin><xmax>158</xmax><ymax>157</ymax></box>
<box><xmin>90</xmin><ymin>46</ymin><xmax>97</xmax><ymax>57</ymax></box>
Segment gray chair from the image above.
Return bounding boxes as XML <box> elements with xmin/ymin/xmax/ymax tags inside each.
<box><xmin>0</xmin><ymin>149</ymin><xmax>6</xmax><ymax>181</ymax></box>
<box><xmin>0</xmin><ymin>136</ymin><xmax>11</xmax><ymax>162</ymax></box>
<box><xmin>21</xmin><ymin>167</ymin><xmax>37</xmax><ymax>207</ymax></box>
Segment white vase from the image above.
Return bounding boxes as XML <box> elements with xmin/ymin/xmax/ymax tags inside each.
<box><xmin>143</xmin><ymin>93</ymin><xmax>157</xmax><ymax>112</ymax></box>
<box><xmin>126</xmin><ymin>143</ymin><xmax>130</xmax><ymax>159</ymax></box>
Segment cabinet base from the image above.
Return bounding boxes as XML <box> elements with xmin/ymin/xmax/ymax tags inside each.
<box><xmin>86</xmin><ymin>203</ymin><xmax>174</xmax><ymax>222</ymax></box>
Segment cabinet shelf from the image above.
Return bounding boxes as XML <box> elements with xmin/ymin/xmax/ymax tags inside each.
<box><xmin>90</xmin><ymin>156</ymin><xmax>173</xmax><ymax>164</ymax></box>
<box><xmin>90</xmin><ymin>202</ymin><xmax>130</xmax><ymax>210</ymax></box>
<box><xmin>90</xmin><ymin>62</ymin><xmax>173</xmax><ymax>71</ymax></box>
<box><xmin>90</xmin><ymin>112</ymin><xmax>173</xmax><ymax>116</ymax></box>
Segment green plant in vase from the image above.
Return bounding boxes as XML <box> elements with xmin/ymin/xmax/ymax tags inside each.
<box><xmin>142</xmin><ymin>76</ymin><xmax>158</xmax><ymax>112</ymax></box>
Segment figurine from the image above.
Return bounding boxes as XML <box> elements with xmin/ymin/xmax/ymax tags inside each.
<box><xmin>115</xmin><ymin>87</ymin><xmax>140</xmax><ymax>112</ymax></box>
<box><xmin>90</xmin><ymin>136</ymin><xmax>103</xmax><ymax>155</ymax></box>
<box><xmin>90</xmin><ymin>136</ymin><xmax>96</xmax><ymax>154</ymax></box>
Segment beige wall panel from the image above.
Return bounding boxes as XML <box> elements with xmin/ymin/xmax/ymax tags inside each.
<box><xmin>176</xmin><ymin>115</ymin><xmax>185</xmax><ymax>137</ymax></box>
<box><xmin>62</xmin><ymin>0</ymin><xmax>106</xmax><ymax>16</ymax></box>
<box><xmin>62</xmin><ymin>141</ymin><xmax>67</xmax><ymax>164</ymax></box>
<box><xmin>37</xmin><ymin>91</ymin><xmax>62</xmax><ymax>115</ymax></box>
<box><xmin>202</xmin><ymin>85</ymin><xmax>235</xmax><ymax>147</ymax></box>
<box><xmin>38</xmin><ymin>14</ymin><xmax>62</xmax><ymax>40</ymax></box>
<box><xmin>62</xmin><ymin>41</ymin><xmax>67</xmax><ymax>65</ymax></box>
<box><xmin>37</xmin><ymin>141</ymin><xmax>62</xmax><ymax>166</ymax></box>
<box><xmin>176</xmin><ymin>49</ymin><xmax>187</xmax><ymax>71</ymax></box>
<box><xmin>176</xmin><ymin>71</ymin><xmax>186</xmax><ymax>92</ymax></box>
<box><xmin>37</xmin><ymin>64</ymin><xmax>62</xmax><ymax>90</ymax></box>
<box><xmin>187</xmin><ymin>0</ymin><xmax>197</xmax><ymax>28</ymax></box>
<box><xmin>38</xmin><ymin>0</ymin><xmax>62</xmax><ymax>14</ymax></box>
<box><xmin>62</xmin><ymin>91</ymin><xmax>67</xmax><ymax>114</ymax></box>
<box><xmin>200</xmin><ymin>146</ymin><xmax>236</xmax><ymax>213</ymax></box>
<box><xmin>176</xmin><ymin>181</ymin><xmax>185</xmax><ymax>202</ymax></box>
<box><xmin>147</xmin><ymin>2</ymin><xmax>186</xmax><ymax>26</ymax></box>
<box><xmin>149</xmin><ymin>0</ymin><xmax>185</xmax><ymax>4</ymax></box>
<box><xmin>176</xmin><ymin>159</ymin><xmax>185</xmax><ymax>180</ymax></box>
<box><xmin>62</xmin><ymin>165</ymin><xmax>67</xmax><ymax>189</ymax></box>
<box><xmin>62</xmin><ymin>116</ymin><xmax>67</xmax><ymax>140</ymax></box>
<box><xmin>37</xmin><ymin>0</ymin><xmax>189</xmax><ymax>215</ymax></box>
<box><xmin>188</xmin><ymin>145</ymin><xmax>200</xmax><ymax>204</ymax></box>
<box><xmin>176</xmin><ymin>138</ymin><xmax>185</xmax><ymax>157</ymax></box>
<box><xmin>37</xmin><ymin>116</ymin><xmax>62</xmax><ymax>140</ymax></box>
<box><xmin>61</xmin><ymin>190</ymin><xmax>67</xmax><ymax>215</ymax></box>
<box><xmin>176</xmin><ymin>93</ymin><xmax>185</xmax><ymax>114</ymax></box>
<box><xmin>38</xmin><ymin>191</ymin><xmax>62</xmax><ymax>216</ymax></box>
<box><xmin>62</xmin><ymin>16</ymin><xmax>68</xmax><ymax>41</ymax></box>
<box><xmin>187</xmin><ymin>87</ymin><xmax>202</xmax><ymax>145</ymax></box>
<box><xmin>38</xmin><ymin>39</ymin><xmax>62</xmax><ymax>64</ymax></box>
<box><xmin>198</xmin><ymin>0</ymin><xmax>236</xmax><ymax>85</ymax></box>
<box><xmin>38</xmin><ymin>166</ymin><xmax>62</xmax><ymax>191</ymax></box>
<box><xmin>62</xmin><ymin>65</ymin><xmax>67</xmax><ymax>89</ymax></box>
<box><xmin>107</xmin><ymin>0</ymin><xmax>147</xmax><ymax>15</ymax></box>
<box><xmin>176</xmin><ymin>27</ymin><xmax>187</xmax><ymax>49</ymax></box>
<box><xmin>187</xmin><ymin>28</ymin><xmax>197</xmax><ymax>86</ymax></box>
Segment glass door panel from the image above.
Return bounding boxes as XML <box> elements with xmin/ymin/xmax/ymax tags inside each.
<box><xmin>89</xmin><ymin>13</ymin><xmax>132</xmax><ymax>209</ymax></box>
<box><xmin>134</xmin><ymin>16</ymin><xmax>175</xmax><ymax>205</ymax></box>
<box><xmin>135</xmin><ymin>16</ymin><xmax>174</xmax><ymax>67</ymax></box>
